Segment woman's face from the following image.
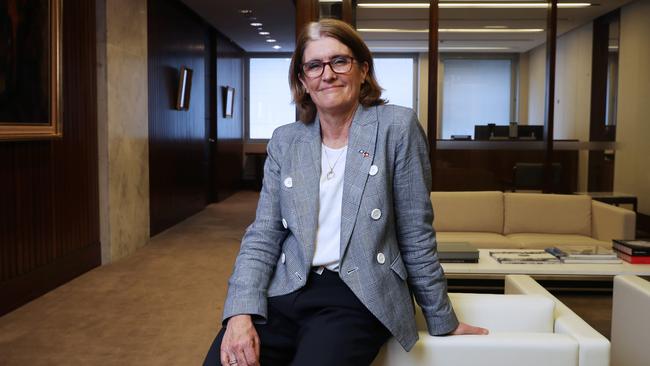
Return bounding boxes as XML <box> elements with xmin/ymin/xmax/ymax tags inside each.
<box><xmin>299</xmin><ymin>37</ymin><xmax>368</xmax><ymax>116</ymax></box>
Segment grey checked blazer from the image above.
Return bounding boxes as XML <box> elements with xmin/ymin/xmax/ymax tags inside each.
<box><xmin>222</xmin><ymin>104</ymin><xmax>458</xmax><ymax>351</ymax></box>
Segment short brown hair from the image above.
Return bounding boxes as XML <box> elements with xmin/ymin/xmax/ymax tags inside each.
<box><xmin>289</xmin><ymin>18</ymin><xmax>386</xmax><ymax>123</ymax></box>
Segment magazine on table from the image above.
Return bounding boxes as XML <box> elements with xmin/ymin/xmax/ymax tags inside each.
<box><xmin>546</xmin><ymin>245</ymin><xmax>620</xmax><ymax>263</ymax></box>
<box><xmin>489</xmin><ymin>250</ymin><xmax>561</xmax><ymax>264</ymax></box>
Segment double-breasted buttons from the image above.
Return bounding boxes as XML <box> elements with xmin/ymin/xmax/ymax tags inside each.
<box><xmin>281</xmin><ymin>218</ymin><xmax>288</xmax><ymax>229</ymax></box>
<box><xmin>371</xmin><ymin>208</ymin><xmax>382</xmax><ymax>220</ymax></box>
<box><xmin>377</xmin><ymin>253</ymin><xmax>386</xmax><ymax>264</ymax></box>
<box><xmin>369</xmin><ymin>165</ymin><xmax>379</xmax><ymax>176</ymax></box>
<box><xmin>281</xmin><ymin>253</ymin><xmax>286</xmax><ymax>264</ymax></box>
<box><xmin>284</xmin><ymin>177</ymin><xmax>293</xmax><ymax>188</ymax></box>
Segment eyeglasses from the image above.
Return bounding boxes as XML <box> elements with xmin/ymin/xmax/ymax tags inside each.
<box><xmin>301</xmin><ymin>55</ymin><xmax>355</xmax><ymax>78</ymax></box>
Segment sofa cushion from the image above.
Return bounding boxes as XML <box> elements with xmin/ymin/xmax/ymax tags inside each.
<box><xmin>504</xmin><ymin>193</ymin><xmax>592</xmax><ymax>236</ymax></box>
<box><xmin>506</xmin><ymin>233</ymin><xmax>609</xmax><ymax>249</ymax></box>
<box><xmin>436</xmin><ymin>232</ymin><xmax>518</xmax><ymax>249</ymax></box>
<box><xmin>431</xmin><ymin>191</ymin><xmax>503</xmax><ymax>233</ymax></box>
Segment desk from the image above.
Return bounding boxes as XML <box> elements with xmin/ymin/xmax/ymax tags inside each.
<box><xmin>442</xmin><ymin>249</ymin><xmax>650</xmax><ymax>291</ymax></box>
<box><xmin>575</xmin><ymin>191</ymin><xmax>638</xmax><ymax>212</ymax></box>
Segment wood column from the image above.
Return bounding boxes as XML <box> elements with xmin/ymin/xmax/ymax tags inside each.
<box><xmin>428</xmin><ymin>0</ymin><xmax>439</xmax><ymax>178</ymax></box>
<box><xmin>341</xmin><ymin>0</ymin><xmax>357</xmax><ymax>27</ymax></box>
<box><xmin>543</xmin><ymin>0</ymin><xmax>558</xmax><ymax>193</ymax></box>
<box><xmin>296</xmin><ymin>0</ymin><xmax>319</xmax><ymax>38</ymax></box>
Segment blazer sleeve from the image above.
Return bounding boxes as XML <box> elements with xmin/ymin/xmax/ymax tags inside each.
<box><xmin>221</xmin><ymin>129</ymin><xmax>288</xmax><ymax>324</ymax></box>
<box><xmin>392</xmin><ymin>109</ymin><xmax>459</xmax><ymax>335</ymax></box>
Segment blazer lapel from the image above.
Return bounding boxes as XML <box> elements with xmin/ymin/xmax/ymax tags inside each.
<box><xmin>340</xmin><ymin>106</ymin><xmax>379</xmax><ymax>259</ymax></box>
<box><xmin>293</xmin><ymin>119</ymin><xmax>321</xmax><ymax>260</ymax></box>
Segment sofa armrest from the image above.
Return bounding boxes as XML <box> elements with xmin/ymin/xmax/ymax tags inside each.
<box><xmin>505</xmin><ymin>275</ymin><xmax>610</xmax><ymax>366</ymax></box>
<box><xmin>591</xmin><ymin>200</ymin><xmax>636</xmax><ymax>243</ymax></box>
<box><xmin>611</xmin><ymin>275</ymin><xmax>650</xmax><ymax>366</ymax></box>
<box><xmin>373</xmin><ymin>332</ymin><xmax>578</xmax><ymax>366</ymax></box>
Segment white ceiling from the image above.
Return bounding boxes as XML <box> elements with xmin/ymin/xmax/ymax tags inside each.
<box><xmin>181</xmin><ymin>0</ymin><xmax>631</xmax><ymax>53</ymax></box>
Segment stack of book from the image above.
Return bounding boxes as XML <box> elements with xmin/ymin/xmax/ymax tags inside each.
<box><xmin>437</xmin><ymin>242</ymin><xmax>479</xmax><ymax>263</ymax></box>
<box><xmin>545</xmin><ymin>245</ymin><xmax>621</xmax><ymax>264</ymax></box>
<box><xmin>612</xmin><ymin>240</ymin><xmax>650</xmax><ymax>264</ymax></box>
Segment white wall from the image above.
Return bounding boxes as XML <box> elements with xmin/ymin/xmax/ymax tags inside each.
<box><xmin>524</xmin><ymin>22</ymin><xmax>593</xmax><ymax>191</ymax></box>
<box><xmin>614</xmin><ymin>0</ymin><xmax>650</xmax><ymax>215</ymax></box>
<box><xmin>526</xmin><ymin>45</ymin><xmax>546</xmax><ymax>125</ymax></box>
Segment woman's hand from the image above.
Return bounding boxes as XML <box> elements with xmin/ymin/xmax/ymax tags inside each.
<box><xmin>449</xmin><ymin>322</ymin><xmax>489</xmax><ymax>335</ymax></box>
<box><xmin>220</xmin><ymin>315</ymin><xmax>260</xmax><ymax>366</ymax></box>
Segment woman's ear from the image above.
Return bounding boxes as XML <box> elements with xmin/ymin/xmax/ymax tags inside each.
<box><xmin>298</xmin><ymin>75</ymin><xmax>310</xmax><ymax>94</ymax></box>
<box><xmin>361</xmin><ymin>61</ymin><xmax>369</xmax><ymax>82</ymax></box>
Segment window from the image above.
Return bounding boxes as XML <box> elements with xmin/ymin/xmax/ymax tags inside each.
<box><xmin>441</xmin><ymin>58</ymin><xmax>513</xmax><ymax>139</ymax></box>
<box><xmin>373</xmin><ymin>56</ymin><xmax>416</xmax><ymax>110</ymax></box>
<box><xmin>248</xmin><ymin>57</ymin><xmax>294</xmax><ymax>140</ymax></box>
<box><xmin>247</xmin><ymin>55</ymin><xmax>417</xmax><ymax>140</ymax></box>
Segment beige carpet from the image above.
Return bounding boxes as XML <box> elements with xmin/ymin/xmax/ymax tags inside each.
<box><xmin>0</xmin><ymin>190</ymin><xmax>613</xmax><ymax>365</ymax></box>
<box><xmin>0</xmin><ymin>191</ymin><xmax>259</xmax><ymax>366</ymax></box>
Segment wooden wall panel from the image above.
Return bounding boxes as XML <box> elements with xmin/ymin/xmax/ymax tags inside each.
<box><xmin>0</xmin><ymin>0</ymin><xmax>100</xmax><ymax>315</ymax></box>
<box><xmin>148</xmin><ymin>0</ymin><xmax>210</xmax><ymax>235</ymax></box>
<box><xmin>212</xmin><ymin>32</ymin><xmax>244</xmax><ymax>202</ymax></box>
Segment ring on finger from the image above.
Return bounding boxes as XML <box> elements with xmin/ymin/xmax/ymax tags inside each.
<box><xmin>228</xmin><ymin>360</ymin><xmax>237</xmax><ymax>365</ymax></box>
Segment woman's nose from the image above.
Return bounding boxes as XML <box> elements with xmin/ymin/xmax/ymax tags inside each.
<box><xmin>321</xmin><ymin>63</ymin><xmax>337</xmax><ymax>80</ymax></box>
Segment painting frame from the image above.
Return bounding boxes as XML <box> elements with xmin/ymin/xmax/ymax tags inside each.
<box><xmin>0</xmin><ymin>0</ymin><xmax>63</xmax><ymax>140</ymax></box>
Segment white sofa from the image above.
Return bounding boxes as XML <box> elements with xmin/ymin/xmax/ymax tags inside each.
<box><xmin>373</xmin><ymin>275</ymin><xmax>610</xmax><ymax>366</ymax></box>
<box><xmin>610</xmin><ymin>275</ymin><xmax>650</xmax><ymax>366</ymax></box>
<box><xmin>431</xmin><ymin>191</ymin><xmax>636</xmax><ymax>249</ymax></box>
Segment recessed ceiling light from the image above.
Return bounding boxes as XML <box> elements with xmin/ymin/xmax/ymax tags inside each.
<box><xmin>273</xmin><ymin>45</ymin><xmax>282</xmax><ymax>49</ymax></box>
<box><xmin>357</xmin><ymin>2</ymin><xmax>592</xmax><ymax>9</ymax></box>
<box><xmin>259</xmin><ymin>31</ymin><xmax>270</xmax><ymax>35</ymax></box>
<box><xmin>266</xmin><ymin>39</ymin><xmax>277</xmax><ymax>43</ymax></box>
<box><xmin>250</xmin><ymin>22</ymin><xmax>263</xmax><ymax>27</ymax></box>
<box><xmin>238</xmin><ymin>9</ymin><xmax>252</xmax><ymax>14</ymax></box>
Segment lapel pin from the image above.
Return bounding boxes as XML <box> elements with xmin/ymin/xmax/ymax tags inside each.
<box><xmin>358</xmin><ymin>149</ymin><xmax>371</xmax><ymax>158</ymax></box>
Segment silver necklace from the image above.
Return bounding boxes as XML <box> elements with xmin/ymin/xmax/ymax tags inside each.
<box><xmin>322</xmin><ymin>145</ymin><xmax>346</xmax><ymax>180</ymax></box>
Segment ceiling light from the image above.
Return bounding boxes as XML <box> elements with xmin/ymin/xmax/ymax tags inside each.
<box><xmin>357</xmin><ymin>2</ymin><xmax>592</xmax><ymax>9</ymax></box>
<box><xmin>358</xmin><ymin>28</ymin><xmax>428</xmax><ymax>33</ymax></box>
<box><xmin>259</xmin><ymin>31</ymin><xmax>270</xmax><ymax>35</ymax></box>
<box><xmin>441</xmin><ymin>28</ymin><xmax>543</xmax><ymax>33</ymax></box>
<box><xmin>439</xmin><ymin>46</ymin><xmax>511</xmax><ymax>50</ymax></box>
<box><xmin>238</xmin><ymin>9</ymin><xmax>252</xmax><ymax>14</ymax></box>
<box><xmin>266</xmin><ymin>39</ymin><xmax>277</xmax><ymax>43</ymax></box>
<box><xmin>250</xmin><ymin>22</ymin><xmax>263</xmax><ymax>27</ymax></box>
<box><xmin>273</xmin><ymin>45</ymin><xmax>282</xmax><ymax>49</ymax></box>
<box><xmin>358</xmin><ymin>28</ymin><xmax>543</xmax><ymax>33</ymax></box>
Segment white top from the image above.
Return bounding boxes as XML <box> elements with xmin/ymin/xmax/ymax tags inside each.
<box><xmin>312</xmin><ymin>144</ymin><xmax>347</xmax><ymax>271</ymax></box>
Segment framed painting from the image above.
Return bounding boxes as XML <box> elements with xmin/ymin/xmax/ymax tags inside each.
<box><xmin>0</xmin><ymin>0</ymin><xmax>62</xmax><ymax>140</ymax></box>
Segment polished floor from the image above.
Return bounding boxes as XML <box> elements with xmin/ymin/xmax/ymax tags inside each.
<box><xmin>0</xmin><ymin>191</ymin><xmax>612</xmax><ymax>365</ymax></box>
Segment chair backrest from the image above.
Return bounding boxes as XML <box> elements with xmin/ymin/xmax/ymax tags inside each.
<box><xmin>611</xmin><ymin>275</ymin><xmax>650</xmax><ymax>366</ymax></box>
<box><xmin>415</xmin><ymin>293</ymin><xmax>555</xmax><ymax>333</ymax></box>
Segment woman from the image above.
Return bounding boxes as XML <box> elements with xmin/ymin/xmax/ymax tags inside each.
<box><xmin>204</xmin><ymin>18</ymin><xmax>487</xmax><ymax>366</ymax></box>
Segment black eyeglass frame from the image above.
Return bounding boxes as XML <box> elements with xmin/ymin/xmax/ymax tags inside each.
<box><xmin>300</xmin><ymin>55</ymin><xmax>356</xmax><ymax>79</ymax></box>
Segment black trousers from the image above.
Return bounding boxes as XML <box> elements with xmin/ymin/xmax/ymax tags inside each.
<box><xmin>204</xmin><ymin>270</ymin><xmax>391</xmax><ymax>366</ymax></box>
